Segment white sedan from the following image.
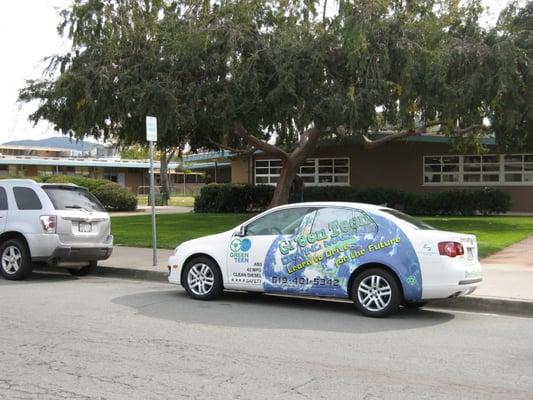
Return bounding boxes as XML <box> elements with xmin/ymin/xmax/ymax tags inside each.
<box><xmin>168</xmin><ymin>202</ymin><xmax>482</xmax><ymax>317</ymax></box>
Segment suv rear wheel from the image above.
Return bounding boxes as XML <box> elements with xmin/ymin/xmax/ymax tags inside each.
<box><xmin>68</xmin><ymin>261</ymin><xmax>98</xmax><ymax>276</ymax></box>
<box><xmin>0</xmin><ymin>239</ymin><xmax>33</xmax><ymax>280</ymax></box>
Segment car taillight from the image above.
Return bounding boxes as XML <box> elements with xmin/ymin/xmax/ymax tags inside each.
<box><xmin>40</xmin><ymin>215</ymin><xmax>57</xmax><ymax>233</ymax></box>
<box><xmin>438</xmin><ymin>241</ymin><xmax>464</xmax><ymax>257</ymax></box>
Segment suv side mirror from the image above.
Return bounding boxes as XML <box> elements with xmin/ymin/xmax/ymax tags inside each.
<box><xmin>234</xmin><ymin>225</ymin><xmax>246</xmax><ymax>237</ymax></box>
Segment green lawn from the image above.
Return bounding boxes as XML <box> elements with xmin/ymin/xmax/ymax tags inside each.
<box><xmin>111</xmin><ymin>213</ymin><xmax>249</xmax><ymax>249</ymax></box>
<box><xmin>137</xmin><ymin>195</ymin><xmax>195</xmax><ymax>207</ymax></box>
<box><xmin>111</xmin><ymin>214</ymin><xmax>533</xmax><ymax>258</ymax></box>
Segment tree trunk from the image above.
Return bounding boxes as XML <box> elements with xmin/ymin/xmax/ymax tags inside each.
<box><xmin>269</xmin><ymin>159</ymin><xmax>299</xmax><ymax>207</ymax></box>
<box><xmin>233</xmin><ymin>123</ymin><xmax>321</xmax><ymax>209</ymax></box>
<box><xmin>159</xmin><ymin>151</ymin><xmax>170</xmax><ymax>206</ymax></box>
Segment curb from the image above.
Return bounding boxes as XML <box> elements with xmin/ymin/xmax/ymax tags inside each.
<box><xmin>94</xmin><ymin>266</ymin><xmax>533</xmax><ymax>318</ymax></box>
<box><xmin>96</xmin><ymin>266</ymin><xmax>168</xmax><ymax>282</ymax></box>
<box><xmin>428</xmin><ymin>296</ymin><xmax>533</xmax><ymax>318</ymax></box>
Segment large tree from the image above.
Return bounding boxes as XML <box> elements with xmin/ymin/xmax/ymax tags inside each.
<box><xmin>19</xmin><ymin>0</ymin><xmax>196</xmax><ymax>202</ymax></box>
<box><xmin>20</xmin><ymin>0</ymin><xmax>532</xmax><ymax>207</ymax></box>
<box><xmin>186</xmin><ymin>0</ymin><xmax>532</xmax><ymax>206</ymax></box>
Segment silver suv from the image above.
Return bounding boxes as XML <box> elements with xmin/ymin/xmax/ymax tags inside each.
<box><xmin>0</xmin><ymin>179</ymin><xmax>113</xmax><ymax>280</ymax></box>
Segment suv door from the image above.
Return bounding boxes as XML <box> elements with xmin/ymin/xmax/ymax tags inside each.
<box><xmin>0</xmin><ymin>186</ymin><xmax>8</xmax><ymax>232</ymax></box>
<box><xmin>226</xmin><ymin>206</ymin><xmax>318</xmax><ymax>292</ymax></box>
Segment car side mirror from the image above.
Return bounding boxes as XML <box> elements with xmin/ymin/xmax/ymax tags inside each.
<box><xmin>234</xmin><ymin>225</ymin><xmax>246</xmax><ymax>237</ymax></box>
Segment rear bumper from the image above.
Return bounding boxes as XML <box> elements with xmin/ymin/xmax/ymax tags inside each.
<box><xmin>42</xmin><ymin>246</ymin><xmax>113</xmax><ymax>264</ymax></box>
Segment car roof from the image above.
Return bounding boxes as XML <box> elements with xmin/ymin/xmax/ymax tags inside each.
<box><xmin>268</xmin><ymin>201</ymin><xmax>390</xmax><ymax>212</ymax></box>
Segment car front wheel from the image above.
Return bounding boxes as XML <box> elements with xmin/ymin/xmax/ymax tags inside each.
<box><xmin>352</xmin><ymin>267</ymin><xmax>401</xmax><ymax>317</ymax></box>
<box><xmin>183</xmin><ymin>257</ymin><xmax>223</xmax><ymax>300</ymax></box>
<box><xmin>0</xmin><ymin>239</ymin><xmax>33</xmax><ymax>280</ymax></box>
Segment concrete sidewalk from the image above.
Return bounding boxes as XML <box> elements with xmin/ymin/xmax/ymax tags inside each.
<box><xmin>96</xmin><ymin>240</ymin><xmax>533</xmax><ymax>316</ymax></box>
<box><xmin>109</xmin><ymin>205</ymin><xmax>192</xmax><ymax>217</ymax></box>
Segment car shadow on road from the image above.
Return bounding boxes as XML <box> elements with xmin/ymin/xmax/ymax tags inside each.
<box><xmin>112</xmin><ymin>289</ymin><xmax>455</xmax><ymax>333</ymax></box>
<box><xmin>0</xmin><ymin>270</ymin><xmax>79</xmax><ymax>284</ymax></box>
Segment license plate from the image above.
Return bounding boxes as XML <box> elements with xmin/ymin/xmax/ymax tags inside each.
<box><xmin>78</xmin><ymin>222</ymin><xmax>92</xmax><ymax>233</ymax></box>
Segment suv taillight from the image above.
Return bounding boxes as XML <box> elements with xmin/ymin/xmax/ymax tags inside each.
<box><xmin>40</xmin><ymin>215</ymin><xmax>57</xmax><ymax>233</ymax></box>
<box><xmin>438</xmin><ymin>241</ymin><xmax>464</xmax><ymax>257</ymax></box>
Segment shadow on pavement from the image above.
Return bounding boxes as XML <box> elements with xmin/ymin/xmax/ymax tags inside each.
<box><xmin>0</xmin><ymin>270</ymin><xmax>79</xmax><ymax>284</ymax></box>
<box><xmin>112</xmin><ymin>289</ymin><xmax>455</xmax><ymax>333</ymax></box>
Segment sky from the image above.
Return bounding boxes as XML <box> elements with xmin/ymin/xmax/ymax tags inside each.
<box><xmin>0</xmin><ymin>0</ymin><xmax>515</xmax><ymax>145</ymax></box>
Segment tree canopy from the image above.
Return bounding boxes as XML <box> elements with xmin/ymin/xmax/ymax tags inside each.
<box><xmin>19</xmin><ymin>0</ymin><xmax>533</xmax><ymax>206</ymax></box>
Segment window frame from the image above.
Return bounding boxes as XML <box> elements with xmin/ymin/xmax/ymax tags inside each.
<box><xmin>254</xmin><ymin>157</ymin><xmax>350</xmax><ymax>187</ymax></box>
<box><xmin>423</xmin><ymin>154</ymin><xmax>533</xmax><ymax>186</ymax></box>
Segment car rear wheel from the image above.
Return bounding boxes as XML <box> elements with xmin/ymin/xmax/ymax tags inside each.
<box><xmin>183</xmin><ymin>257</ymin><xmax>223</xmax><ymax>300</ymax></box>
<box><xmin>68</xmin><ymin>261</ymin><xmax>98</xmax><ymax>276</ymax></box>
<box><xmin>0</xmin><ymin>239</ymin><xmax>33</xmax><ymax>280</ymax></box>
<box><xmin>352</xmin><ymin>267</ymin><xmax>401</xmax><ymax>317</ymax></box>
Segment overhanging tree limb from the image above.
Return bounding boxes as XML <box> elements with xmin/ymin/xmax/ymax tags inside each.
<box><xmin>234</xmin><ymin>122</ymin><xmax>290</xmax><ymax>161</ymax></box>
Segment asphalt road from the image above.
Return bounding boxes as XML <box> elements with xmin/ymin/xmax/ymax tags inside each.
<box><xmin>0</xmin><ymin>273</ymin><xmax>532</xmax><ymax>400</ymax></box>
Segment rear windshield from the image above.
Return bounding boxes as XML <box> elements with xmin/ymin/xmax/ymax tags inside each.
<box><xmin>43</xmin><ymin>187</ymin><xmax>105</xmax><ymax>212</ymax></box>
<box><xmin>380</xmin><ymin>209</ymin><xmax>434</xmax><ymax>230</ymax></box>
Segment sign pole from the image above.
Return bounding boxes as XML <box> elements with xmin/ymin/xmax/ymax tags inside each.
<box><xmin>149</xmin><ymin>139</ymin><xmax>157</xmax><ymax>266</ymax></box>
<box><xmin>146</xmin><ymin>116</ymin><xmax>158</xmax><ymax>267</ymax></box>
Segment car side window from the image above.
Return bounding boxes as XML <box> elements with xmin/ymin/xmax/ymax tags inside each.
<box><xmin>310</xmin><ymin>207</ymin><xmax>355</xmax><ymax>233</ymax></box>
<box><xmin>0</xmin><ymin>187</ymin><xmax>7</xmax><ymax>210</ymax></box>
<box><xmin>311</xmin><ymin>207</ymin><xmax>378</xmax><ymax>237</ymax></box>
<box><xmin>13</xmin><ymin>187</ymin><xmax>42</xmax><ymax>210</ymax></box>
<box><xmin>246</xmin><ymin>207</ymin><xmax>316</xmax><ymax>236</ymax></box>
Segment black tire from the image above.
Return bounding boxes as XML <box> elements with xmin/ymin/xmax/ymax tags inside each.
<box><xmin>0</xmin><ymin>238</ymin><xmax>33</xmax><ymax>281</ymax></box>
<box><xmin>351</xmin><ymin>267</ymin><xmax>402</xmax><ymax>317</ymax></box>
<box><xmin>403</xmin><ymin>301</ymin><xmax>428</xmax><ymax>309</ymax></box>
<box><xmin>182</xmin><ymin>257</ymin><xmax>223</xmax><ymax>300</ymax></box>
<box><xmin>68</xmin><ymin>261</ymin><xmax>98</xmax><ymax>277</ymax></box>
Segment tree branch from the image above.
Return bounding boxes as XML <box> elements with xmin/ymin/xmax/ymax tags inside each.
<box><xmin>234</xmin><ymin>122</ymin><xmax>290</xmax><ymax>161</ymax></box>
<box><xmin>206</xmin><ymin>134</ymin><xmax>254</xmax><ymax>156</ymax></box>
<box><xmin>292</xmin><ymin>127</ymin><xmax>322</xmax><ymax>163</ymax></box>
<box><xmin>363</xmin><ymin>123</ymin><xmax>492</xmax><ymax>149</ymax></box>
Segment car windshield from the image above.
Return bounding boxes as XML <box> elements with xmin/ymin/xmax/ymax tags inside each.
<box><xmin>43</xmin><ymin>186</ymin><xmax>105</xmax><ymax>212</ymax></box>
<box><xmin>380</xmin><ymin>209</ymin><xmax>434</xmax><ymax>230</ymax></box>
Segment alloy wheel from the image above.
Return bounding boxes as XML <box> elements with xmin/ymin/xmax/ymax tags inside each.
<box><xmin>1</xmin><ymin>246</ymin><xmax>22</xmax><ymax>275</ymax></box>
<box><xmin>357</xmin><ymin>275</ymin><xmax>392</xmax><ymax>312</ymax></box>
<box><xmin>187</xmin><ymin>263</ymin><xmax>215</xmax><ymax>296</ymax></box>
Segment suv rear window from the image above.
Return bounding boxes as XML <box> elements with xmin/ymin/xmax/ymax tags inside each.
<box><xmin>380</xmin><ymin>208</ymin><xmax>434</xmax><ymax>230</ymax></box>
<box><xmin>43</xmin><ymin>186</ymin><xmax>105</xmax><ymax>212</ymax></box>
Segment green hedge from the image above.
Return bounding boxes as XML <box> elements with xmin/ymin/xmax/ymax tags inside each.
<box><xmin>44</xmin><ymin>175</ymin><xmax>111</xmax><ymax>192</ymax></box>
<box><xmin>194</xmin><ymin>184</ymin><xmax>274</xmax><ymax>213</ymax></box>
<box><xmin>92</xmin><ymin>183</ymin><xmax>138</xmax><ymax>211</ymax></box>
<box><xmin>194</xmin><ymin>184</ymin><xmax>510</xmax><ymax>215</ymax></box>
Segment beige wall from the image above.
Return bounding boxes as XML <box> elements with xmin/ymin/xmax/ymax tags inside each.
<box><xmin>232</xmin><ymin>141</ymin><xmax>533</xmax><ymax>213</ymax></box>
<box><xmin>231</xmin><ymin>157</ymin><xmax>251</xmax><ymax>184</ymax></box>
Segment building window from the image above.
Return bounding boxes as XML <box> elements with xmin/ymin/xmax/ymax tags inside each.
<box><xmin>423</xmin><ymin>154</ymin><xmax>533</xmax><ymax>186</ymax></box>
<box><xmin>255</xmin><ymin>158</ymin><xmax>350</xmax><ymax>186</ymax></box>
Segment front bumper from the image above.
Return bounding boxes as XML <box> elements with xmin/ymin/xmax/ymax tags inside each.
<box><xmin>167</xmin><ymin>255</ymin><xmax>182</xmax><ymax>285</ymax></box>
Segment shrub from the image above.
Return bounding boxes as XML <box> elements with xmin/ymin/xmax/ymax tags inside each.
<box><xmin>44</xmin><ymin>175</ymin><xmax>111</xmax><ymax>192</ymax></box>
<box><xmin>92</xmin><ymin>183</ymin><xmax>138</xmax><ymax>211</ymax></box>
<box><xmin>194</xmin><ymin>184</ymin><xmax>273</xmax><ymax>213</ymax></box>
<box><xmin>194</xmin><ymin>183</ymin><xmax>511</xmax><ymax>215</ymax></box>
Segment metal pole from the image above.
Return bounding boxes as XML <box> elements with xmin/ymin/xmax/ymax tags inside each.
<box><xmin>149</xmin><ymin>140</ymin><xmax>157</xmax><ymax>266</ymax></box>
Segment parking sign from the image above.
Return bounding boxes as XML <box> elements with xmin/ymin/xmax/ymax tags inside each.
<box><xmin>146</xmin><ymin>116</ymin><xmax>157</xmax><ymax>141</ymax></box>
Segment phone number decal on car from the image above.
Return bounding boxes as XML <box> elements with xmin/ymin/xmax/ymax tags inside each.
<box><xmin>271</xmin><ymin>276</ymin><xmax>340</xmax><ymax>286</ymax></box>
